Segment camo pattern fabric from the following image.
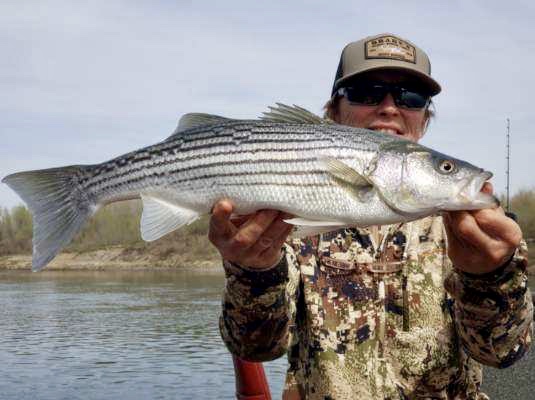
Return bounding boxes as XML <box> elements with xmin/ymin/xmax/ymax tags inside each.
<box><xmin>219</xmin><ymin>215</ymin><xmax>533</xmax><ymax>399</ymax></box>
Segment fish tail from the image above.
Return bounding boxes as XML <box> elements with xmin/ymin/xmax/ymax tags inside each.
<box><xmin>2</xmin><ymin>165</ymin><xmax>96</xmax><ymax>271</ymax></box>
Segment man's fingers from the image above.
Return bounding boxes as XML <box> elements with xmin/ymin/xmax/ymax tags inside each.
<box><xmin>446</xmin><ymin>211</ymin><xmax>494</xmax><ymax>249</ymax></box>
<box><xmin>232</xmin><ymin>210</ymin><xmax>280</xmax><ymax>249</ymax></box>
<box><xmin>224</xmin><ymin>211</ymin><xmax>288</xmax><ymax>268</ymax></box>
<box><xmin>243</xmin><ymin>214</ymin><xmax>293</xmax><ymax>257</ymax></box>
<box><xmin>442</xmin><ymin>214</ymin><xmax>467</xmax><ymax>250</ymax></box>
<box><xmin>209</xmin><ymin>205</ymin><xmax>294</xmax><ymax>268</ymax></box>
<box><xmin>229</xmin><ymin>214</ymin><xmax>253</xmax><ymax>228</ymax></box>
<box><xmin>209</xmin><ymin>200</ymin><xmax>236</xmax><ymax>241</ymax></box>
<box><xmin>470</xmin><ymin>208</ymin><xmax>522</xmax><ymax>246</ymax></box>
<box><xmin>267</xmin><ymin>224</ymin><xmax>294</xmax><ymax>253</ymax></box>
<box><xmin>445</xmin><ymin>209</ymin><xmax>521</xmax><ymax>268</ymax></box>
<box><xmin>244</xmin><ymin>225</ymin><xmax>293</xmax><ymax>268</ymax></box>
<box><xmin>257</xmin><ymin>213</ymin><xmax>294</xmax><ymax>245</ymax></box>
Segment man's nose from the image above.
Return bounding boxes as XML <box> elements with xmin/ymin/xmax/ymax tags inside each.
<box><xmin>376</xmin><ymin>93</ymin><xmax>400</xmax><ymax>116</ymax></box>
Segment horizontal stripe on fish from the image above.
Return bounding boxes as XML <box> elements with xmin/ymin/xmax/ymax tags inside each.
<box><xmin>81</xmin><ymin>142</ymin><xmax>369</xmax><ymax>193</ymax></box>
<box><xmin>149</xmin><ymin>124</ymin><xmax>381</xmax><ymax>156</ymax></box>
<box><xmin>88</xmin><ymin>122</ymin><xmax>380</xmax><ymax>163</ymax></box>
<box><xmin>83</xmin><ymin>158</ymin><xmax>348</xmax><ymax>196</ymax></box>
<box><xmin>91</xmin><ymin>172</ymin><xmax>343</xmax><ymax>209</ymax></box>
<box><xmin>84</xmin><ymin>138</ymin><xmax>335</xmax><ymax>177</ymax></box>
<box><xmin>83</xmin><ymin>144</ymin><xmax>367</xmax><ymax>189</ymax></box>
<box><xmin>165</xmin><ymin>121</ymin><xmax>337</xmax><ymax>140</ymax></box>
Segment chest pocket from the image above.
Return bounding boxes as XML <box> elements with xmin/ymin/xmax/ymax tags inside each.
<box><xmin>304</xmin><ymin>254</ymin><xmax>405</xmax><ymax>351</ymax></box>
<box><xmin>299</xmin><ymin>228</ymin><xmax>412</xmax><ymax>349</ymax></box>
<box><xmin>319</xmin><ymin>256</ymin><xmax>377</xmax><ymax>301</ymax></box>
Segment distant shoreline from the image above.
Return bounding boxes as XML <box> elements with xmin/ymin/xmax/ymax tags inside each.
<box><xmin>2</xmin><ymin>248</ymin><xmax>533</xmax><ymax>276</ymax></box>
<box><xmin>0</xmin><ymin>246</ymin><xmax>222</xmax><ymax>272</ymax></box>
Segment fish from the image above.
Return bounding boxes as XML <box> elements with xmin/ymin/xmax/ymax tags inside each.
<box><xmin>2</xmin><ymin>104</ymin><xmax>497</xmax><ymax>271</ymax></box>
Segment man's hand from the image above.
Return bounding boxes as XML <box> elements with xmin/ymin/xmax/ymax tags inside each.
<box><xmin>443</xmin><ymin>183</ymin><xmax>522</xmax><ymax>275</ymax></box>
<box><xmin>208</xmin><ymin>199</ymin><xmax>294</xmax><ymax>270</ymax></box>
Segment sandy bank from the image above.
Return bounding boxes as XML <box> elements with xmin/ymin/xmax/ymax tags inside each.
<box><xmin>0</xmin><ymin>246</ymin><xmax>222</xmax><ymax>272</ymax></box>
<box><xmin>3</xmin><ymin>247</ymin><xmax>534</xmax><ymax>276</ymax></box>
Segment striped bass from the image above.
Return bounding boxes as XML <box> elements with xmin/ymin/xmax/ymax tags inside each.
<box><xmin>2</xmin><ymin>104</ymin><xmax>497</xmax><ymax>271</ymax></box>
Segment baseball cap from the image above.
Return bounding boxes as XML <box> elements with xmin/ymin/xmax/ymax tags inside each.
<box><xmin>331</xmin><ymin>33</ymin><xmax>441</xmax><ymax>97</ymax></box>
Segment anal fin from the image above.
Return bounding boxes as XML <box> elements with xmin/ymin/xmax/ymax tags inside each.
<box><xmin>284</xmin><ymin>217</ymin><xmax>349</xmax><ymax>238</ymax></box>
<box><xmin>140</xmin><ymin>194</ymin><xmax>200</xmax><ymax>241</ymax></box>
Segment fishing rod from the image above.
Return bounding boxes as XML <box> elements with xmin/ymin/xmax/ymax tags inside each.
<box><xmin>506</xmin><ymin>118</ymin><xmax>511</xmax><ymax>214</ymax></box>
<box><xmin>505</xmin><ymin>118</ymin><xmax>517</xmax><ymax>222</ymax></box>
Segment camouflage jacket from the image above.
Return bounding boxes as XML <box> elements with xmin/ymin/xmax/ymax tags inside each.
<box><xmin>219</xmin><ymin>216</ymin><xmax>533</xmax><ymax>399</ymax></box>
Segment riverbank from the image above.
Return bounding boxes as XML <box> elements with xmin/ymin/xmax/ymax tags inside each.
<box><xmin>2</xmin><ymin>246</ymin><xmax>533</xmax><ymax>274</ymax></box>
<box><xmin>0</xmin><ymin>246</ymin><xmax>222</xmax><ymax>271</ymax></box>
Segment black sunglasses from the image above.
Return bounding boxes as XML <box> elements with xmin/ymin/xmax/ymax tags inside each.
<box><xmin>336</xmin><ymin>82</ymin><xmax>431</xmax><ymax>110</ymax></box>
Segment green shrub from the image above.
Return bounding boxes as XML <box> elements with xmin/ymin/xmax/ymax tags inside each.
<box><xmin>511</xmin><ymin>189</ymin><xmax>535</xmax><ymax>241</ymax></box>
<box><xmin>1</xmin><ymin>188</ymin><xmax>533</xmax><ymax>258</ymax></box>
<box><xmin>0</xmin><ymin>200</ymin><xmax>214</xmax><ymax>256</ymax></box>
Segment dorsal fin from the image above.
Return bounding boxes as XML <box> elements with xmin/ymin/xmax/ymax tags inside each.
<box><xmin>260</xmin><ymin>103</ymin><xmax>333</xmax><ymax>125</ymax></box>
<box><xmin>168</xmin><ymin>113</ymin><xmax>232</xmax><ymax>139</ymax></box>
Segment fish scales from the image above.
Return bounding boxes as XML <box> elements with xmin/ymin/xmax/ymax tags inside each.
<box><xmin>81</xmin><ymin>123</ymin><xmax>332</xmax><ymax>191</ymax></box>
<box><xmin>149</xmin><ymin>125</ymin><xmax>372</xmax><ymax>181</ymax></box>
<box><xmin>84</xmin><ymin>123</ymin><xmax>382</xmax><ymax>216</ymax></box>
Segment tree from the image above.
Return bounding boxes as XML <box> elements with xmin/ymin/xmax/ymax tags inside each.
<box><xmin>512</xmin><ymin>189</ymin><xmax>535</xmax><ymax>240</ymax></box>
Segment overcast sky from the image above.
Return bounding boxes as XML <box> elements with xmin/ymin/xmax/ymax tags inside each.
<box><xmin>1</xmin><ymin>0</ymin><xmax>534</xmax><ymax>209</ymax></box>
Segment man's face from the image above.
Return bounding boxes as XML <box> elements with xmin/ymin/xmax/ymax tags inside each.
<box><xmin>334</xmin><ymin>71</ymin><xmax>429</xmax><ymax>143</ymax></box>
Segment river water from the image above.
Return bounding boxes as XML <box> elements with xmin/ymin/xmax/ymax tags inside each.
<box><xmin>0</xmin><ymin>269</ymin><xmax>532</xmax><ymax>399</ymax></box>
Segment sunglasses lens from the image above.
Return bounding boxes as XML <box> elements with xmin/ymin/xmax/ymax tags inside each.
<box><xmin>398</xmin><ymin>90</ymin><xmax>429</xmax><ymax>109</ymax></box>
<box><xmin>343</xmin><ymin>86</ymin><xmax>387</xmax><ymax>105</ymax></box>
<box><xmin>340</xmin><ymin>83</ymin><xmax>430</xmax><ymax>109</ymax></box>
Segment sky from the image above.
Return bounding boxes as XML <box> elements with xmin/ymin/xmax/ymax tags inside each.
<box><xmin>1</xmin><ymin>0</ymin><xmax>534</xmax><ymax>209</ymax></box>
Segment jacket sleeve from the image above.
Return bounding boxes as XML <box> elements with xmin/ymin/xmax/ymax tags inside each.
<box><xmin>444</xmin><ymin>239</ymin><xmax>533</xmax><ymax>368</ymax></box>
<box><xmin>219</xmin><ymin>243</ymin><xmax>301</xmax><ymax>362</ymax></box>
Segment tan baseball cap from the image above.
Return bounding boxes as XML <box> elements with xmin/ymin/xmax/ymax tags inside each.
<box><xmin>331</xmin><ymin>33</ymin><xmax>441</xmax><ymax>97</ymax></box>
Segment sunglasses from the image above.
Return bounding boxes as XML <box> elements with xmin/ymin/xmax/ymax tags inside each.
<box><xmin>336</xmin><ymin>82</ymin><xmax>431</xmax><ymax>109</ymax></box>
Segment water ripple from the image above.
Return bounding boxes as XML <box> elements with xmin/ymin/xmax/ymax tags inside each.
<box><xmin>0</xmin><ymin>270</ymin><xmax>286</xmax><ymax>400</ymax></box>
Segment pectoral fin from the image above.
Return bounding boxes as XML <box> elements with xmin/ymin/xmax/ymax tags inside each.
<box><xmin>140</xmin><ymin>194</ymin><xmax>200</xmax><ymax>241</ymax></box>
<box><xmin>321</xmin><ymin>157</ymin><xmax>376</xmax><ymax>201</ymax></box>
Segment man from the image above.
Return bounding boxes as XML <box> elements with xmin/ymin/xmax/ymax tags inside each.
<box><xmin>210</xmin><ymin>34</ymin><xmax>533</xmax><ymax>399</ymax></box>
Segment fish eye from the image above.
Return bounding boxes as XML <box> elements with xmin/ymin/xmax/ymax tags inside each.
<box><xmin>438</xmin><ymin>159</ymin><xmax>456</xmax><ymax>174</ymax></box>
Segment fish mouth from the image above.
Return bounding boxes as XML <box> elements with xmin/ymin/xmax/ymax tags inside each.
<box><xmin>455</xmin><ymin>170</ymin><xmax>498</xmax><ymax>209</ymax></box>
